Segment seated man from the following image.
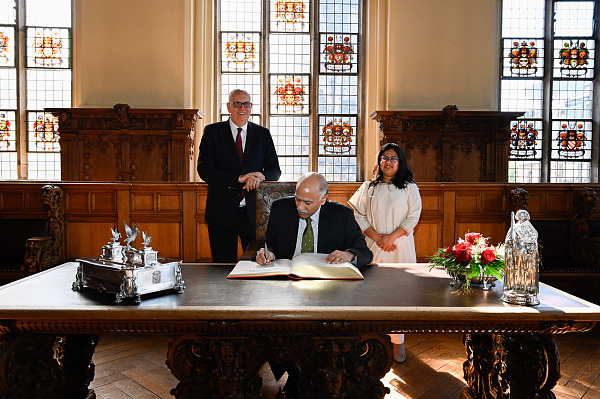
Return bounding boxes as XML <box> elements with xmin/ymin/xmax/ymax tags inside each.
<box><xmin>256</xmin><ymin>172</ymin><xmax>373</xmax><ymax>398</ymax></box>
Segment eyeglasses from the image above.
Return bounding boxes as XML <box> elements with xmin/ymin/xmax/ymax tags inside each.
<box><xmin>380</xmin><ymin>156</ymin><xmax>399</xmax><ymax>163</ymax></box>
<box><xmin>229</xmin><ymin>101</ymin><xmax>252</xmax><ymax>109</ymax></box>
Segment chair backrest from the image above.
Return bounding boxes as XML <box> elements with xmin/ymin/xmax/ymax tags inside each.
<box><xmin>254</xmin><ymin>181</ymin><xmax>296</xmax><ymax>243</ymax></box>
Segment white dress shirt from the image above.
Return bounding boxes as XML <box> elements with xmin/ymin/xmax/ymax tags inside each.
<box><xmin>230</xmin><ymin>119</ymin><xmax>248</xmax><ymax>207</ymax></box>
<box><xmin>293</xmin><ymin>206</ymin><xmax>321</xmax><ymax>257</ymax></box>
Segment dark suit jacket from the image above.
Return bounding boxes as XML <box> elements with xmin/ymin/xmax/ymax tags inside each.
<box><xmin>265</xmin><ymin>197</ymin><xmax>373</xmax><ymax>267</ymax></box>
<box><xmin>197</xmin><ymin>120</ymin><xmax>281</xmax><ymax>227</ymax></box>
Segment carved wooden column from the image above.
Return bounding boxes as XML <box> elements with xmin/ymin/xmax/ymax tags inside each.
<box><xmin>46</xmin><ymin>104</ymin><xmax>203</xmax><ymax>182</ymax></box>
<box><xmin>370</xmin><ymin>106</ymin><xmax>523</xmax><ymax>182</ymax></box>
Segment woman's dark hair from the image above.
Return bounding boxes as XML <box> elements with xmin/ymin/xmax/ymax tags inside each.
<box><xmin>370</xmin><ymin>143</ymin><xmax>414</xmax><ymax>189</ymax></box>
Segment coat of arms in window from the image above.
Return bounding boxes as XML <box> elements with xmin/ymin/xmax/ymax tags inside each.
<box><xmin>322</xmin><ymin>120</ymin><xmax>353</xmax><ymax>154</ymax></box>
<box><xmin>0</xmin><ymin>113</ymin><xmax>11</xmax><ymax>150</ymax></box>
<box><xmin>560</xmin><ymin>41</ymin><xmax>589</xmax><ymax>77</ymax></box>
<box><xmin>33</xmin><ymin>113</ymin><xmax>60</xmax><ymax>150</ymax></box>
<box><xmin>33</xmin><ymin>28</ymin><xmax>63</xmax><ymax>67</ymax></box>
<box><xmin>274</xmin><ymin>0</ymin><xmax>307</xmax><ymax>31</ymax></box>
<box><xmin>510</xmin><ymin>121</ymin><xmax>538</xmax><ymax>158</ymax></box>
<box><xmin>225</xmin><ymin>34</ymin><xmax>257</xmax><ymax>71</ymax></box>
<box><xmin>323</xmin><ymin>35</ymin><xmax>355</xmax><ymax>72</ymax></box>
<box><xmin>274</xmin><ymin>76</ymin><xmax>306</xmax><ymax>113</ymax></box>
<box><xmin>0</xmin><ymin>31</ymin><xmax>10</xmax><ymax>65</ymax></box>
<box><xmin>509</xmin><ymin>41</ymin><xmax>538</xmax><ymax>76</ymax></box>
<box><xmin>557</xmin><ymin>122</ymin><xmax>586</xmax><ymax>158</ymax></box>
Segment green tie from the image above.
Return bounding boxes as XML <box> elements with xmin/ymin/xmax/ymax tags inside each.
<box><xmin>301</xmin><ymin>217</ymin><xmax>314</xmax><ymax>253</ymax></box>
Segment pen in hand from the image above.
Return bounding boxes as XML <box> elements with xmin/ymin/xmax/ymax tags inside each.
<box><xmin>264</xmin><ymin>242</ymin><xmax>271</xmax><ymax>265</ymax></box>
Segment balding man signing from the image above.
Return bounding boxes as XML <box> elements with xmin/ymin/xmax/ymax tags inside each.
<box><xmin>257</xmin><ymin>172</ymin><xmax>373</xmax><ymax>267</ymax></box>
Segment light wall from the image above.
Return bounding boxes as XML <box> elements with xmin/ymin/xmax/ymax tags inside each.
<box><xmin>74</xmin><ymin>0</ymin><xmax>501</xmax><ymax>180</ymax></box>
<box><xmin>73</xmin><ymin>0</ymin><xmax>193</xmax><ymax>108</ymax></box>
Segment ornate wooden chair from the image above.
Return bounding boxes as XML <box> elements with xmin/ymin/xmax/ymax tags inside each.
<box><xmin>241</xmin><ymin>181</ymin><xmax>296</xmax><ymax>259</ymax></box>
<box><xmin>0</xmin><ymin>184</ymin><xmax>64</xmax><ymax>284</ymax></box>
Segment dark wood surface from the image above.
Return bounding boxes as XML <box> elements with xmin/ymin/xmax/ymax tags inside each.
<box><xmin>0</xmin><ymin>262</ymin><xmax>597</xmax><ymax>331</ymax></box>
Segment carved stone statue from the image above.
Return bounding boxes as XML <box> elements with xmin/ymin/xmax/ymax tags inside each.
<box><xmin>502</xmin><ymin>210</ymin><xmax>540</xmax><ymax>306</ymax></box>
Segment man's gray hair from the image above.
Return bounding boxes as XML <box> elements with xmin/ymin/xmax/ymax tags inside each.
<box><xmin>229</xmin><ymin>88</ymin><xmax>251</xmax><ymax>103</ymax></box>
<box><xmin>296</xmin><ymin>172</ymin><xmax>328</xmax><ymax>198</ymax></box>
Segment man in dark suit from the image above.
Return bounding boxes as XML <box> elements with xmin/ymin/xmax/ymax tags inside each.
<box><xmin>198</xmin><ymin>89</ymin><xmax>281</xmax><ymax>263</ymax></box>
<box><xmin>257</xmin><ymin>172</ymin><xmax>373</xmax><ymax>267</ymax></box>
<box><xmin>255</xmin><ymin>172</ymin><xmax>372</xmax><ymax>397</ymax></box>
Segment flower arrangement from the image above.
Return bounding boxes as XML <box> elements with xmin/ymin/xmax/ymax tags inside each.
<box><xmin>429</xmin><ymin>232</ymin><xmax>505</xmax><ymax>295</ymax></box>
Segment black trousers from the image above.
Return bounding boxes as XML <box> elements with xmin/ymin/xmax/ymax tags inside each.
<box><xmin>207</xmin><ymin>206</ymin><xmax>255</xmax><ymax>263</ymax></box>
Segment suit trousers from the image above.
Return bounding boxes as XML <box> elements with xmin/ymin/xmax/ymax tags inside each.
<box><xmin>207</xmin><ymin>206</ymin><xmax>255</xmax><ymax>263</ymax></box>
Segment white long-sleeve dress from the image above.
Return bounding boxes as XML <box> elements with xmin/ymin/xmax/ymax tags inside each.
<box><xmin>348</xmin><ymin>181</ymin><xmax>422</xmax><ymax>263</ymax></box>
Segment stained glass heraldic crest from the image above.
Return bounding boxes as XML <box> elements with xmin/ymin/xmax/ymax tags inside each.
<box><xmin>0</xmin><ymin>0</ymin><xmax>71</xmax><ymax>180</ymax></box>
<box><xmin>501</xmin><ymin>0</ymin><xmax>597</xmax><ymax>183</ymax></box>
<box><xmin>219</xmin><ymin>0</ymin><xmax>361</xmax><ymax>182</ymax></box>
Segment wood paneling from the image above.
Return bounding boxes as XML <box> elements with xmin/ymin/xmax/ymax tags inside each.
<box><xmin>371</xmin><ymin>108</ymin><xmax>523</xmax><ymax>182</ymax></box>
<box><xmin>2</xmin><ymin>182</ymin><xmax>599</xmax><ymax>263</ymax></box>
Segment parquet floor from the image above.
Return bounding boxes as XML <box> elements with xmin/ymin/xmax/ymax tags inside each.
<box><xmin>90</xmin><ymin>326</ymin><xmax>600</xmax><ymax>399</ymax></box>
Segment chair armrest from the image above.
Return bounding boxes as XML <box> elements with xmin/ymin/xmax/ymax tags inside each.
<box><xmin>240</xmin><ymin>240</ymin><xmax>261</xmax><ymax>261</ymax></box>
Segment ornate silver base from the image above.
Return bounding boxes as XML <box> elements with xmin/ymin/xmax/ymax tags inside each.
<box><xmin>501</xmin><ymin>291</ymin><xmax>540</xmax><ymax>306</ymax></box>
<box><xmin>72</xmin><ymin>257</ymin><xmax>185</xmax><ymax>303</ymax></box>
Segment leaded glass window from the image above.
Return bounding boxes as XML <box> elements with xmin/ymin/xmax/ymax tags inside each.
<box><xmin>501</xmin><ymin>0</ymin><xmax>598</xmax><ymax>183</ymax></box>
<box><xmin>0</xmin><ymin>0</ymin><xmax>71</xmax><ymax>180</ymax></box>
<box><xmin>217</xmin><ymin>0</ymin><xmax>362</xmax><ymax>182</ymax></box>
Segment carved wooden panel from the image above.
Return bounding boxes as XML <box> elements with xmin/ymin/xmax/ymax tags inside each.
<box><xmin>370</xmin><ymin>106</ymin><xmax>523</xmax><ymax>182</ymax></box>
<box><xmin>46</xmin><ymin>104</ymin><xmax>203</xmax><ymax>182</ymax></box>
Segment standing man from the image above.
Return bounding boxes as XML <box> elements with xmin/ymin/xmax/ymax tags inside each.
<box><xmin>198</xmin><ymin>89</ymin><xmax>281</xmax><ymax>263</ymax></box>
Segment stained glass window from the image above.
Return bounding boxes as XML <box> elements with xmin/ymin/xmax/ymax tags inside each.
<box><xmin>501</xmin><ymin>0</ymin><xmax>597</xmax><ymax>183</ymax></box>
<box><xmin>0</xmin><ymin>0</ymin><xmax>71</xmax><ymax>180</ymax></box>
<box><xmin>218</xmin><ymin>0</ymin><xmax>362</xmax><ymax>182</ymax></box>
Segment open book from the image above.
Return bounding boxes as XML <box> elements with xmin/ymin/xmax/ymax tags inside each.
<box><xmin>227</xmin><ymin>253</ymin><xmax>364</xmax><ymax>280</ymax></box>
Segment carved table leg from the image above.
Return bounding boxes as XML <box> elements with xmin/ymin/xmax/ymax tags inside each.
<box><xmin>56</xmin><ymin>334</ymin><xmax>99</xmax><ymax>399</ymax></box>
<box><xmin>166</xmin><ymin>333</ymin><xmax>393</xmax><ymax>399</ymax></box>
<box><xmin>462</xmin><ymin>333</ymin><xmax>560</xmax><ymax>399</ymax></box>
<box><xmin>0</xmin><ymin>333</ymin><xmax>98</xmax><ymax>399</ymax></box>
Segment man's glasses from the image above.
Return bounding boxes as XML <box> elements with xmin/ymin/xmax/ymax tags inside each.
<box><xmin>229</xmin><ymin>101</ymin><xmax>252</xmax><ymax>109</ymax></box>
<box><xmin>381</xmin><ymin>156</ymin><xmax>399</xmax><ymax>163</ymax></box>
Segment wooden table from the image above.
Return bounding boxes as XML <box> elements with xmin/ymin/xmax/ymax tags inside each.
<box><xmin>0</xmin><ymin>262</ymin><xmax>598</xmax><ymax>399</ymax></box>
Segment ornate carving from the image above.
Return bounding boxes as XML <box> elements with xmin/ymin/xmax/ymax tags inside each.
<box><xmin>55</xmin><ymin>334</ymin><xmax>98</xmax><ymax>398</ymax></box>
<box><xmin>113</xmin><ymin>103</ymin><xmax>130</xmax><ymax>129</ymax></box>
<box><xmin>167</xmin><ymin>333</ymin><xmax>391</xmax><ymax>399</ymax></box>
<box><xmin>255</xmin><ymin>182</ymin><xmax>297</xmax><ymax>242</ymax></box>
<box><xmin>0</xmin><ymin>334</ymin><xmax>64</xmax><ymax>398</ymax></box>
<box><xmin>463</xmin><ymin>333</ymin><xmax>560</xmax><ymax>399</ymax></box>
<box><xmin>22</xmin><ymin>185</ymin><xmax>64</xmax><ymax>273</ymax></box>
<box><xmin>571</xmin><ymin>187</ymin><xmax>600</xmax><ymax>268</ymax></box>
<box><xmin>442</xmin><ymin>104</ymin><xmax>459</xmax><ymax>132</ymax></box>
<box><xmin>509</xmin><ymin>187</ymin><xmax>529</xmax><ymax>212</ymax></box>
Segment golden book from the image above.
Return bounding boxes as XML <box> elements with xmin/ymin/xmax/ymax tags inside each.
<box><xmin>227</xmin><ymin>252</ymin><xmax>364</xmax><ymax>280</ymax></box>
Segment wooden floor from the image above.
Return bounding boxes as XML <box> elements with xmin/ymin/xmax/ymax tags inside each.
<box><xmin>90</xmin><ymin>326</ymin><xmax>600</xmax><ymax>399</ymax></box>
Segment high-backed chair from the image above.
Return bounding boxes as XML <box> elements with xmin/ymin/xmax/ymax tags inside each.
<box><xmin>241</xmin><ymin>181</ymin><xmax>296</xmax><ymax>259</ymax></box>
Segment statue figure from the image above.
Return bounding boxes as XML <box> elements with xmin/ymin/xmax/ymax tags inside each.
<box><xmin>142</xmin><ymin>231</ymin><xmax>152</xmax><ymax>247</ymax></box>
<box><xmin>502</xmin><ymin>210</ymin><xmax>540</xmax><ymax>305</ymax></box>
<box><xmin>110</xmin><ymin>228</ymin><xmax>121</xmax><ymax>243</ymax></box>
<box><xmin>123</xmin><ymin>221</ymin><xmax>139</xmax><ymax>249</ymax></box>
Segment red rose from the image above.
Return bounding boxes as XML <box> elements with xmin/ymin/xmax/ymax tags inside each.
<box><xmin>454</xmin><ymin>241</ymin><xmax>472</xmax><ymax>252</ymax></box>
<box><xmin>481</xmin><ymin>249</ymin><xmax>496</xmax><ymax>264</ymax></box>
<box><xmin>455</xmin><ymin>248</ymin><xmax>472</xmax><ymax>264</ymax></box>
<box><xmin>445</xmin><ymin>246</ymin><xmax>455</xmax><ymax>257</ymax></box>
<box><xmin>465</xmin><ymin>232</ymin><xmax>482</xmax><ymax>245</ymax></box>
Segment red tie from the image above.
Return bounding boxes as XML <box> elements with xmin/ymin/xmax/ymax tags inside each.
<box><xmin>236</xmin><ymin>127</ymin><xmax>244</xmax><ymax>164</ymax></box>
<box><xmin>236</xmin><ymin>127</ymin><xmax>245</xmax><ymax>202</ymax></box>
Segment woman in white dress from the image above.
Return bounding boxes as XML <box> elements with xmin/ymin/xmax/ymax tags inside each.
<box><xmin>348</xmin><ymin>143</ymin><xmax>422</xmax><ymax>363</ymax></box>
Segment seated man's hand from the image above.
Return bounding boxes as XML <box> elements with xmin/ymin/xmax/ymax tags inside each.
<box><xmin>256</xmin><ymin>247</ymin><xmax>275</xmax><ymax>265</ymax></box>
<box><xmin>325</xmin><ymin>250</ymin><xmax>354</xmax><ymax>264</ymax></box>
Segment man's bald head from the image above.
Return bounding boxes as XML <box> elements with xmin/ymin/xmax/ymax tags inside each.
<box><xmin>294</xmin><ymin>172</ymin><xmax>329</xmax><ymax>219</ymax></box>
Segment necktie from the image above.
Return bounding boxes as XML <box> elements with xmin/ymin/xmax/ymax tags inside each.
<box><xmin>301</xmin><ymin>217</ymin><xmax>314</xmax><ymax>253</ymax></box>
<box><xmin>236</xmin><ymin>127</ymin><xmax>245</xmax><ymax>201</ymax></box>
<box><xmin>236</xmin><ymin>127</ymin><xmax>244</xmax><ymax>164</ymax></box>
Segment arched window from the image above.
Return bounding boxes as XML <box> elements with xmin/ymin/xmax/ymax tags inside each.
<box><xmin>501</xmin><ymin>0</ymin><xmax>598</xmax><ymax>183</ymax></box>
<box><xmin>0</xmin><ymin>0</ymin><xmax>72</xmax><ymax>180</ymax></box>
<box><xmin>217</xmin><ymin>0</ymin><xmax>363</xmax><ymax>182</ymax></box>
